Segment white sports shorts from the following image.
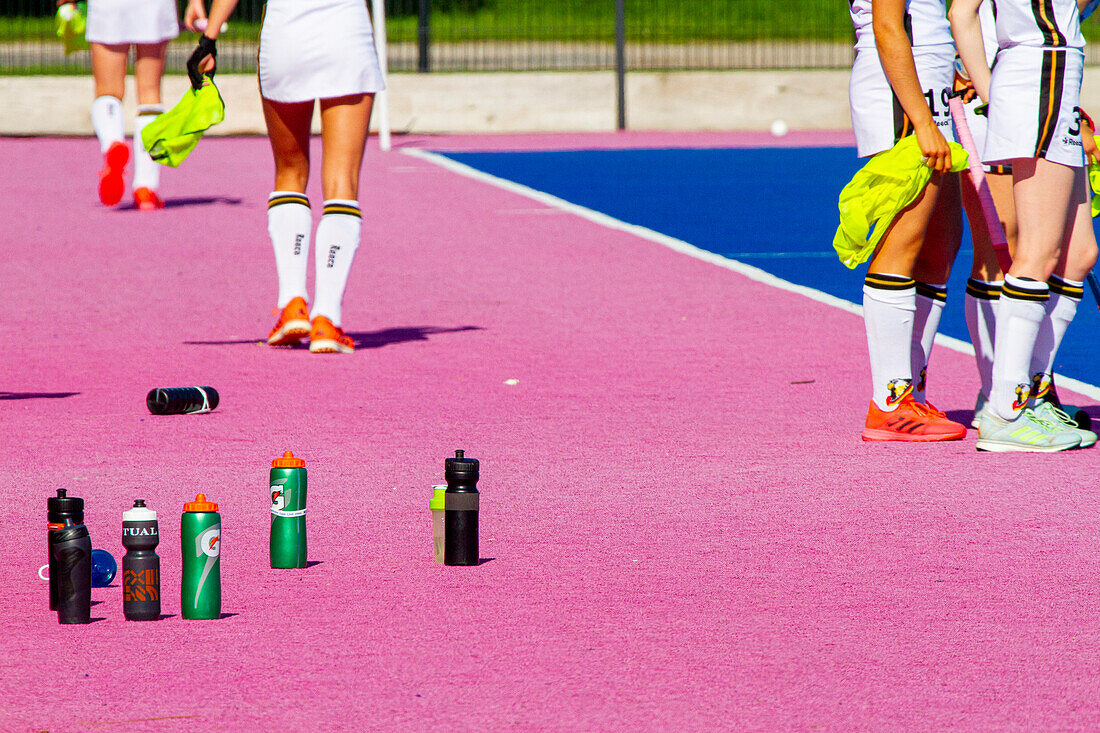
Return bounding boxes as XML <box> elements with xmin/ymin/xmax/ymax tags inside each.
<box><xmin>849</xmin><ymin>43</ymin><xmax>956</xmax><ymax>158</ymax></box>
<box><xmin>85</xmin><ymin>0</ymin><xmax>179</xmax><ymax>45</ymax></box>
<box><xmin>259</xmin><ymin>0</ymin><xmax>386</xmax><ymax>103</ymax></box>
<box><xmin>985</xmin><ymin>45</ymin><xmax>1085</xmax><ymax>168</ymax></box>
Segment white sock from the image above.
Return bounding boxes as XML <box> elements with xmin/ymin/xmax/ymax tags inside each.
<box><xmin>311</xmin><ymin>200</ymin><xmax>362</xmax><ymax>327</ymax></box>
<box><xmin>964</xmin><ymin>279</ymin><xmax>1002</xmax><ymax>399</ymax></box>
<box><xmin>864</xmin><ymin>273</ymin><xmax>916</xmax><ymax>411</ymax></box>
<box><xmin>267</xmin><ymin>192</ymin><xmax>312</xmax><ymax>308</ymax></box>
<box><xmin>990</xmin><ymin>275</ymin><xmax>1048</xmax><ymax>420</ymax></box>
<box><xmin>911</xmin><ymin>282</ymin><xmax>946</xmax><ymax>402</ymax></box>
<box><xmin>132</xmin><ymin>105</ymin><xmax>163</xmax><ymax>192</ymax></box>
<box><xmin>1029</xmin><ymin>275</ymin><xmax>1083</xmax><ymax>400</ymax></box>
<box><xmin>91</xmin><ymin>95</ymin><xmax>124</xmax><ymax>153</ymax></box>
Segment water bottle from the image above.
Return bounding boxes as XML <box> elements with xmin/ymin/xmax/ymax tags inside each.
<box><xmin>181</xmin><ymin>494</ymin><xmax>221</xmax><ymax>620</ymax></box>
<box><xmin>146</xmin><ymin>386</ymin><xmax>219</xmax><ymax>415</ymax></box>
<box><xmin>430</xmin><ymin>485</ymin><xmax>446</xmax><ymax>563</ymax></box>
<box><xmin>123</xmin><ymin>499</ymin><xmax>161</xmax><ymax>621</ymax></box>
<box><xmin>47</xmin><ymin>489</ymin><xmax>84</xmax><ymax>610</ymax></box>
<box><xmin>444</xmin><ymin>450</ymin><xmax>480</xmax><ymax>566</ymax></box>
<box><xmin>270</xmin><ymin>451</ymin><xmax>307</xmax><ymax>569</ymax></box>
<box><xmin>50</xmin><ymin>514</ymin><xmax>92</xmax><ymax>624</ymax></box>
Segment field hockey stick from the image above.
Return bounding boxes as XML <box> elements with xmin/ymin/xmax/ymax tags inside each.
<box><xmin>947</xmin><ymin>91</ymin><xmax>1014</xmax><ymax>274</ymax></box>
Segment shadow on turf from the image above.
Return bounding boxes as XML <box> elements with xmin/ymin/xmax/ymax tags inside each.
<box><xmin>0</xmin><ymin>391</ymin><xmax>79</xmax><ymax>400</ymax></box>
<box><xmin>115</xmin><ymin>196</ymin><xmax>244</xmax><ymax>211</ymax></box>
<box><xmin>184</xmin><ymin>325</ymin><xmax>483</xmax><ymax>349</ymax></box>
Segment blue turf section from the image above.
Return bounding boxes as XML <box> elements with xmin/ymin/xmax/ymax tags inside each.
<box><xmin>441</xmin><ymin>147</ymin><xmax>1100</xmax><ymax>390</ymax></box>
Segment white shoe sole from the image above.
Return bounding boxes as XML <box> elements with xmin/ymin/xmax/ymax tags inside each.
<box><xmin>975</xmin><ymin>437</ymin><xmax>1080</xmax><ymax>453</ymax></box>
<box><xmin>309</xmin><ymin>339</ymin><xmax>353</xmax><ymax>354</ymax></box>
<box><xmin>267</xmin><ymin>320</ymin><xmax>310</xmax><ymax>345</ymax></box>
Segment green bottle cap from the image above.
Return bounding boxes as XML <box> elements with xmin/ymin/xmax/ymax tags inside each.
<box><xmin>429</xmin><ymin>485</ymin><xmax>446</xmax><ymax>510</ymax></box>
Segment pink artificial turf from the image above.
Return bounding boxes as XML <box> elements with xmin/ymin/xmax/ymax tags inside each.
<box><xmin>1</xmin><ymin>132</ymin><xmax>1099</xmax><ymax>730</ymax></box>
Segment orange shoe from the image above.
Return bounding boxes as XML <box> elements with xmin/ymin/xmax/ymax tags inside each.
<box><xmin>862</xmin><ymin>394</ymin><xmax>967</xmax><ymax>442</ymax></box>
<box><xmin>98</xmin><ymin>141</ymin><xmax>129</xmax><ymax>206</ymax></box>
<box><xmin>309</xmin><ymin>316</ymin><xmax>355</xmax><ymax>354</ymax></box>
<box><xmin>267</xmin><ymin>296</ymin><xmax>311</xmax><ymax>346</ymax></box>
<box><xmin>134</xmin><ymin>187</ymin><xmax>164</xmax><ymax>211</ymax></box>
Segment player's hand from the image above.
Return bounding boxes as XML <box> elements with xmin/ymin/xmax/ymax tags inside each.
<box><xmin>184</xmin><ymin>0</ymin><xmax>207</xmax><ymax>32</ymax></box>
<box><xmin>1082</xmin><ymin>111</ymin><xmax>1098</xmax><ymax>164</ymax></box>
<box><xmin>915</xmin><ymin>121</ymin><xmax>952</xmax><ymax>172</ymax></box>
<box><xmin>952</xmin><ymin>75</ymin><xmax>978</xmax><ymax>104</ymax></box>
<box><xmin>186</xmin><ymin>35</ymin><xmax>216</xmax><ymax>90</ymax></box>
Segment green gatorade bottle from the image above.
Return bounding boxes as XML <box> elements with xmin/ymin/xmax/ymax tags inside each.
<box><xmin>269</xmin><ymin>451</ymin><xmax>307</xmax><ymax>569</ymax></box>
<box><xmin>181</xmin><ymin>493</ymin><xmax>221</xmax><ymax>620</ymax></box>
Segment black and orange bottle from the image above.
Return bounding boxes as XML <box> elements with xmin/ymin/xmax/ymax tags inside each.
<box><xmin>122</xmin><ymin>499</ymin><xmax>161</xmax><ymax>621</ymax></box>
<box><xmin>49</xmin><ymin>494</ymin><xmax>92</xmax><ymax>624</ymax></box>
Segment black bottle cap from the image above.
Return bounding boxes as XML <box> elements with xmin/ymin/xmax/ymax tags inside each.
<box><xmin>445</xmin><ymin>449</ymin><xmax>479</xmax><ymax>481</ymax></box>
<box><xmin>48</xmin><ymin>489</ymin><xmax>84</xmax><ymax>516</ymax></box>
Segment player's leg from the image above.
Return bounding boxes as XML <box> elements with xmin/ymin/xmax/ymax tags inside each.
<box><xmin>1026</xmin><ymin>168</ymin><xmax>1099</xmax><ymax>445</ymax></box>
<box><xmin>910</xmin><ymin>173</ymin><xmax>962</xmax><ymax>406</ymax></box>
<box><xmin>308</xmin><ymin>93</ymin><xmax>375</xmax><ymax>354</ymax></box>
<box><xmin>131</xmin><ymin>41</ymin><xmax>168</xmax><ymax>210</ymax></box>
<box><xmin>90</xmin><ymin>42</ymin><xmax>130</xmax><ymax>206</ymax></box>
<box><xmin>962</xmin><ymin>169</ymin><xmax>1013</xmax><ymax>425</ymax></box>
<box><xmin>262</xmin><ymin>97</ymin><xmax>315</xmax><ymax>346</ymax></box>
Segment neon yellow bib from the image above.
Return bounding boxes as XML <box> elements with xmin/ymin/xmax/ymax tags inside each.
<box><xmin>141</xmin><ymin>78</ymin><xmax>226</xmax><ymax>168</ymax></box>
<box><xmin>833</xmin><ymin>136</ymin><xmax>968</xmax><ymax>269</ymax></box>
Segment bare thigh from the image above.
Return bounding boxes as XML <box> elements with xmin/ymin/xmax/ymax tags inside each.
<box><xmin>262</xmin><ymin>98</ymin><xmax>315</xmax><ymax>194</ymax></box>
<box><xmin>1011</xmin><ymin>158</ymin><xmax>1076</xmax><ymax>281</ymax></box>
<box><xmin>91</xmin><ymin>42</ymin><xmax>129</xmax><ymax>99</ymax></box>
<box><xmin>319</xmin><ymin>94</ymin><xmax>375</xmax><ymax>201</ymax></box>
<box><xmin>868</xmin><ymin>173</ymin><xmax>942</xmax><ymax>277</ymax></box>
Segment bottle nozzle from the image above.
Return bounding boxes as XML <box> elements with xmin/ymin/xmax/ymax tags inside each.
<box><xmin>56</xmin><ymin>489</ymin><xmax>67</xmax><ymax>498</ymax></box>
<box><xmin>134</xmin><ymin>499</ymin><xmax>146</xmax><ymax>507</ymax></box>
<box><xmin>455</xmin><ymin>450</ymin><xmax>464</xmax><ymax>459</ymax></box>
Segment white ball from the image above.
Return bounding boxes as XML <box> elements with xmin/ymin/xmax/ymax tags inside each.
<box><xmin>57</xmin><ymin>4</ymin><xmax>75</xmax><ymax>20</ymax></box>
<box><xmin>193</xmin><ymin>19</ymin><xmax>228</xmax><ymax>33</ymax></box>
<box><xmin>770</xmin><ymin>119</ymin><xmax>789</xmax><ymax>137</ymax></box>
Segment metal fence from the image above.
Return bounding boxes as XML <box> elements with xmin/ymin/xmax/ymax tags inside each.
<box><xmin>0</xmin><ymin>0</ymin><xmax>856</xmax><ymax>74</ymax></box>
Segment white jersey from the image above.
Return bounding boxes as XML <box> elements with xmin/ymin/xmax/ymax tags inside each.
<box><xmin>850</xmin><ymin>0</ymin><xmax>952</xmax><ymax>49</ymax></box>
<box><xmin>992</xmin><ymin>0</ymin><xmax>1085</xmax><ymax>49</ymax></box>
<box><xmin>980</xmin><ymin>1</ymin><xmax>999</xmax><ymax>64</ymax></box>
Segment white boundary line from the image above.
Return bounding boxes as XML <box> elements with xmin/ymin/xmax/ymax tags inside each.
<box><xmin>402</xmin><ymin>147</ymin><xmax>1100</xmax><ymax>402</ymax></box>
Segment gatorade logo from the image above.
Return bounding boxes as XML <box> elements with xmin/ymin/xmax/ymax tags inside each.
<box><xmin>271</xmin><ymin>479</ymin><xmax>287</xmax><ymax>511</ymax></box>
<box><xmin>198</xmin><ymin>527</ymin><xmax>220</xmax><ymax>558</ymax></box>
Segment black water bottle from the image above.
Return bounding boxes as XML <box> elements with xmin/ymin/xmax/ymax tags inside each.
<box><xmin>444</xmin><ymin>450</ymin><xmax>480</xmax><ymax>566</ymax></box>
<box><xmin>47</xmin><ymin>489</ymin><xmax>84</xmax><ymax>610</ymax></box>
<box><xmin>146</xmin><ymin>386</ymin><xmax>219</xmax><ymax>415</ymax></box>
<box><xmin>50</xmin><ymin>515</ymin><xmax>92</xmax><ymax>624</ymax></box>
<box><xmin>122</xmin><ymin>499</ymin><xmax>161</xmax><ymax>621</ymax></box>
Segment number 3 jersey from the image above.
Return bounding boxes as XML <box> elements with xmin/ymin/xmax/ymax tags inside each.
<box><xmin>990</xmin><ymin>0</ymin><xmax>1085</xmax><ymax>49</ymax></box>
<box><xmin>850</xmin><ymin>0</ymin><xmax>952</xmax><ymax>49</ymax></box>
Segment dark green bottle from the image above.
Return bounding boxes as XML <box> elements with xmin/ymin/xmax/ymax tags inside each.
<box><xmin>270</xmin><ymin>451</ymin><xmax>307</xmax><ymax>569</ymax></box>
<box><xmin>181</xmin><ymin>494</ymin><xmax>221</xmax><ymax>620</ymax></box>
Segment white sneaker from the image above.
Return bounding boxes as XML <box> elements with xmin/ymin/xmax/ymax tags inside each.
<box><xmin>1032</xmin><ymin>400</ymin><xmax>1097</xmax><ymax>448</ymax></box>
<box><xmin>971</xmin><ymin>391</ymin><xmax>989</xmax><ymax>429</ymax></box>
<box><xmin>976</xmin><ymin>406</ymin><xmax>1082</xmax><ymax>453</ymax></box>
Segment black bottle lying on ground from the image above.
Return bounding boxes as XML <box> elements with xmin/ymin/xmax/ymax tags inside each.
<box><xmin>122</xmin><ymin>499</ymin><xmax>161</xmax><ymax>621</ymax></box>
<box><xmin>47</xmin><ymin>489</ymin><xmax>84</xmax><ymax>611</ymax></box>
<box><xmin>50</xmin><ymin>513</ymin><xmax>92</xmax><ymax>624</ymax></box>
<box><xmin>146</xmin><ymin>386</ymin><xmax>219</xmax><ymax>415</ymax></box>
<box><xmin>444</xmin><ymin>449</ymin><xmax>480</xmax><ymax>567</ymax></box>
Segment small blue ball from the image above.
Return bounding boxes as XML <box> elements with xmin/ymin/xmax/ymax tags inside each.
<box><xmin>91</xmin><ymin>548</ymin><xmax>117</xmax><ymax>587</ymax></box>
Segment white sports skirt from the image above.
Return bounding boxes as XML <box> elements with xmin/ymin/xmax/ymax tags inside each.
<box><xmin>984</xmin><ymin>45</ymin><xmax>1085</xmax><ymax>168</ymax></box>
<box><xmin>85</xmin><ymin>0</ymin><xmax>179</xmax><ymax>45</ymax></box>
<box><xmin>259</xmin><ymin>0</ymin><xmax>386</xmax><ymax>103</ymax></box>
<box><xmin>849</xmin><ymin>43</ymin><xmax>956</xmax><ymax>158</ymax></box>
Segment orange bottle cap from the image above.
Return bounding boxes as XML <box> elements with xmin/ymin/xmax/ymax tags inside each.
<box><xmin>272</xmin><ymin>450</ymin><xmax>305</xmax><ymax>468</ymax></box>
<box><xmin>184</xmin><ymin>493</ymin><xmax>218</xmax><ymax>512</ymax></box>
